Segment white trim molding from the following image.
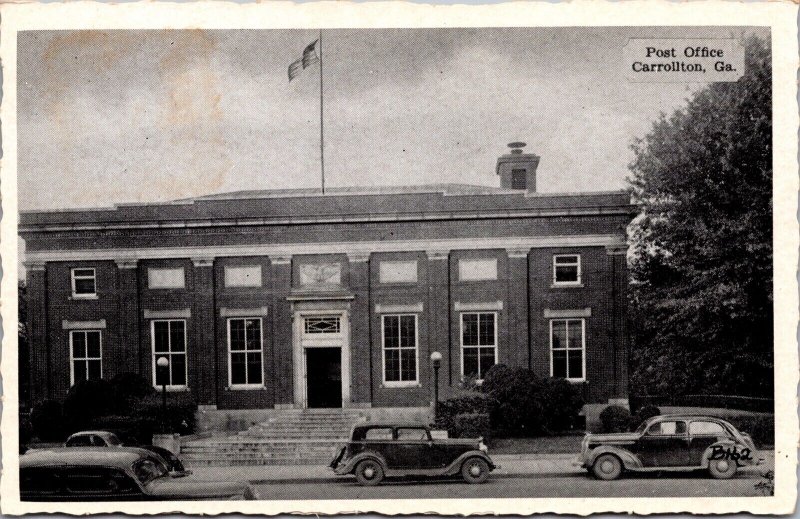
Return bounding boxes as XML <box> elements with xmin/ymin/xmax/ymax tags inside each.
<box><xmin>375</xmin><ymin>303</ymin><xmax>424</xmax><ymax>314</ymax></box>
<box><xmin>269</xmin><ymin>255</ymin><xmax>292</xmax><ymax>265</ymax></box>
<box><xmin>115</xmin><ymin>259</ymin><xmax>138</xmax><ymax>269</ymax></box>
<box><xmin>192</xmin><ymin>257</ymin><xmax>215</xmax><ymax>267</ymax></box>
<box><xmin>455</xmin><ymin>301</ymin><xmax>504</xmax><ymax>312</ymax></box>
<box><xmin>426</xmin><ymin>250</ymin><xmax>449</xmax><ymax>261</ymax></box>
<box><xmin>23</xmin><ymin>234</ymin><xmax>626</xmax><ymax>264</ymax></box>
<box><xmin>23</xmin><ymin>261</ymin><xmax>47</xmax><ymax>271</ymax></box>
<box><xmin>347</xmin><ymin>252</ymin><xmax>371</xmax><ymax>263</ymax></box>
<box><xmin>221</xmin><ymin>306</ymin><xmax>269</xmax><ymax>317</ymax></box>
<box><xmin>62</xmin><ymin>319</ymin><xmax>107</xmax><ymax>330</ymax></box>
<box><xmin>507</xmin><ymin>248</ymin><xmax>530</xmax><ymax>258</ymax></box>
<box><xmin>544</xmin><ymin>307</ymin><xmax>592</xmax><ymax>318</ymax></box>
<box><xmin>144</xmin><ymin>308</ymin><xmax>191</xmax><ymax>319</ymax></box>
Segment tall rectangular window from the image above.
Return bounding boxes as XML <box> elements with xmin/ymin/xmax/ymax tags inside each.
<box><xmin>228</xmin><ymin>318</ymin><xmax>264</xmax><ymax>387</ymax></box>
<box><xmin>71</xmin><ymin>268</ymin><xmax>97</xmax><ymax>297</ymax></box>
<box><xmin>550</xmin><ymin>319</ymin><xmax>585</xmax><ymax>381</ymax></box>
<box><xmin>553</xmin><ymin>254</ymin><xmax>581</xmax><ymax>285</ymax></box>
<box><xmin>382</xmin><ymin>314</ymin><xmax>418</xmax><ymax>385</ymax></box>
<box><xmin>461</xmin><ymin>312</ymin><xmax>497</xmax><ymax>380</ymax></box>
<box><xmin>70</xmin><ymin>330</ymin><xmax>102</xmax><ymax>384</ymax></box>
<box><xmin>151</xmin><ymin>320</ymin><xmax>187</xmax><ymax>388</ymax></box>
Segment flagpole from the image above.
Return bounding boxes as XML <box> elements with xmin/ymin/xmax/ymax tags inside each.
<box><xmin>319</xmin><ymin>30</ymin><xmax>325</xmax><ymax>195</ymax></box>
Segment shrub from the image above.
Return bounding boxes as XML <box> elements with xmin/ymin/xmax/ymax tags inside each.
<box><xmin>19</xmin><ymin>412</ymin><xmax>34</xmax><ymax>446</ymax></box>
<box><xmin>133</xmin><ymin>396</ymin><xmax>197</xmax><ymax>436</ymax></box>
<box><xmin>539</xmin><ymin>377</ymin><xmax>585</xmax><ymax>433</ymax></box>
<box><xmin>452</xmin><ymin>413</ymin><xmax>491</xmax><ymax>440</ymax></box>
<box><xmin>600</xmin><ymin>405</ymin><xmax>631</xmax><ymax>433</ymax></box>
<box><xmin>482</xmin><ymin>364</ymin><xmax>547</xmax><ymax>436</ymax></box>
<box><xmin>434</xmin><ymin>392</ymin><xmax>492</xmax><ymax>435</ymax></box>
<box><xmin>30</xmin><ymin>399</ymin><xmax>66</xmax><ymax>442</ymax></box>
<box><xmin>109</xmin><ymin>373</ymin><xmax>156</xmax><ymax>414</ymax></box>
<box><xmin>630</xmin><ymin>405</ymin><xmax>660</xmax><ymax>429</ymax></box>
<box><xmin>481</xmin><ymin>364</ymin><xmax>585</xmax><ymax>436</ymax></box>
<box><xmin>63</xmin><ymin>379</ymin><xmax>114</xmax><ymax>432</ymax></box>
<box><xmin>728</xmin><ymin>414</ymin><xmax>774</xmax><ymax>448</ymax></box>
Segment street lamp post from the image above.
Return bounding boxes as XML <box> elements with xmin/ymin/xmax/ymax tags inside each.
<box><xmin>156</xmin><ymin>356</ymin><xmax>169</xmax><ymax>432</ymax></box>
<box><xmin>430</xmin><ymin>351</ymin><xmax>442</xmax><ymax>423</ymax></box>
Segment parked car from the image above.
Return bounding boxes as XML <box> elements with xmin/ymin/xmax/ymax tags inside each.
<box><xmin>65</xmin><ymin>431</ymin><xmax>123</xmax><ymax>448</ymax></box>
<box><xmin>64</xmin><ymin>431</ymin><xmax>190</xmax><ymax>475</ymax></box>
<box><xmin>575</xmin><ymin>414</ymin><xmax>763</xmax><ymax>481</ymax></box>
<box><xmin>330</xmin><ymin>422</ymin><xmax>497</xmax><ymax>486</ymax></box>
<box><xmin>20</xmin><ymin>447</ymin><xmax>257</xmax><ymax>501</ymax></box>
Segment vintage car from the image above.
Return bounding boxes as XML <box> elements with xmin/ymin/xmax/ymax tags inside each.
<box><xmin>20</xmin><ymin>447</ymin><xmax>257</xmax><ymax>501</ymax></box>
<box><xmin>63</xmin><ymin>430</ymin><xmax>191</xmax><ymax>476</ymax></box>
<box><xmin>576</xmin><ymin>414</ymin><xmax>762</xmax><ymax>481</ymax></box>
<box><xmin>330</xmin><ymin>422</ymin><xmax>497</xmax><ymax>486</ymax></box>
<box><xmin>64</xmin><ymin>431</ymin><xmax>124</xmax><ymax>448</ymax></box>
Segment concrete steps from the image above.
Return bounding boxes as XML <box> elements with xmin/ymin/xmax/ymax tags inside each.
<box><xmin>182</xmin><ymin>410</ymin><xmax>365</xmax><ymax>466</ymax></box>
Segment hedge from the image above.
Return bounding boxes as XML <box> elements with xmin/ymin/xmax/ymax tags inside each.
<box><xmin>434</xmin><ymin>392</ymin><xmax>493</xmax><ymax>435</ymax></box>
<box><xmin>452</xmin><ymin>413</ymin><xmax>491</xmax><ymax>440</ymax></box>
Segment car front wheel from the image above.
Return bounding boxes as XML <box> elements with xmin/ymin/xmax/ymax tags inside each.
<box><xmin>592</xmin><ymin>454</ymin><xmax>623</xmax><ymax>481</ymax></box>
<box><xmin>708</xmin><ymin>458</ymin><xmax>737</xmax><ymax>479</ymax></box>
<box><xmin>355</xmin><ymin>459</ymin><xmax>384</xmax><ymax>486</ymax></box>
<box><xmin>461</xmin><ymin>457</ymin><xmax>490</xmax><ymax>484</ymax></box>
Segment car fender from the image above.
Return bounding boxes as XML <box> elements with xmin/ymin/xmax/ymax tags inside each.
<box><xmin>336</xmin><ymin>451</ymin><xmax>389</xmax><ymax>475</ymax></box>
<box><xmin>700</xmin><ymin>440</ymin><xmax>756</xmax><ymax>468</ymax></box>
<box><xmin>442</xmin><ymin>450</ymin><xmax>495</xmax><ymax>476</ymax></box>
<box><xmin>587</xmin><ymin>445</ymin><xmax>642</xmax><ymax>470</ymax></box>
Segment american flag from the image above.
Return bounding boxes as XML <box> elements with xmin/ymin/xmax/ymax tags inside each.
<box><xmin>288</xmin><ymin>39</ymin><xmax>320</xmax><ymax>81</ymax></box>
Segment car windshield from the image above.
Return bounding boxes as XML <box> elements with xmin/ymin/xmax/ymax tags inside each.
<box><xmin>634</xmin><ymin>419</ymin><xmax>651</xmax><ymax>434</ymax></box>
<box><xmin>133</xmin><ymin>457</ymin><xmax>168</xmax><ymax>485</ymax></box>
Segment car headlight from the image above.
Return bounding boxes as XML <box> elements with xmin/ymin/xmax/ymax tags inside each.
<box><xmin>479</xmin><ymin>441</ymin><xmax>488</xmax><ymax>453</ymax></box>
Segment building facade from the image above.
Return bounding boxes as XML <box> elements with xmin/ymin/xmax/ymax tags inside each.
<box><xmin>20</xmin><ymin>150</ymin><xmax>634</xmax><ymax>415</ymax></box>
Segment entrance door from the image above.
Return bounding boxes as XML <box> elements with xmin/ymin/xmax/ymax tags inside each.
<box><xmin>306</xmin><ymin>347</ymin><xmax>342</xmax><ymax>408</ymax></box>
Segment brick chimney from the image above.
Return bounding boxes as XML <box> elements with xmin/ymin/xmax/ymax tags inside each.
<box><xmin>496</xmin><ymin>142</ymin><xmax>540</xmax><ymax>193</ymax></box>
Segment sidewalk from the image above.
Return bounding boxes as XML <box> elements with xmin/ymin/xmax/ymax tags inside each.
<box><xmin>188</xmin><ymin>452</ymin><xmax>775</xmax><ymax>484</ymax></box>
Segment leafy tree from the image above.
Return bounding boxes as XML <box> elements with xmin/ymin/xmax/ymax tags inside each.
<box><xmin>18</xmin><ymin>279</ymin><xmax>30</xmax><ymax>409</ymax></box>
<box><xmin>628</xmin><ymin>36</ymin><xmax>772</xmax><ymax>398</ymax></box>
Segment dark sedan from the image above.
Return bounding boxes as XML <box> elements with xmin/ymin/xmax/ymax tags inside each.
<box><xmin>575</xmin><ymin>414</ymin><xmax>763</xmax><ymax>480</ymax></box>
<box><xmin>330</xmin><ymin>422</ymin><xmax>497</xmax><ymax>486</ymax></box>
<box><xmin>20</xmin><ymin>447</ymin><xmax>257</xmax><ymax>501</ymax></box>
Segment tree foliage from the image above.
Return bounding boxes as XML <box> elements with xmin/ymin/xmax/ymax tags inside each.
<box><xmin>628</xmin><ymin>36</ymin><xmax>772</xmax><ymax>398</ymax></box>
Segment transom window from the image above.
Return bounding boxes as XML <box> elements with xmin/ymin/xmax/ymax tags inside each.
<box><xmin>228</xmin><ymin>318</ymin><xmax>264</xmax><ymax>387</ymax></box>
<box><xmin>304</xmin><ymin>316</ymin><xmax>341</xmax><ymax>334</ymax></box>
<box><xmin>461</xmin><ymin>312</ymin><xmax>497</xmax><ymax>381</ymax></box>
<box><xmin>71</xmin><ymin>268</ymin><xmax>97</xmax><ymax>297</ymax></box>
<box><xmin>70</xmin><ymin>330</ymin><xmax>102</xmax><ymax>384</ymax></box>
<box><xmin>382</xmin><ymin>314</ymin><xmax>418</xmax><ymax>385</ymax></box>
<box><xmin>553</xmin><ymin>254</ymin><xmax>581</xmax><ymax>285</ymax></box>
<box><xmin>550</xmin><ymin>319</ymin><xmax>585</xmax><ymax>381</ymax></box>
<box><xmin>151</xmin><ymin>320</ymin><xmax>187</xmax><ymax>388</ymax></box>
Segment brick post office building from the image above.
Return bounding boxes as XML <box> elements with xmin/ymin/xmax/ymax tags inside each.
<box><xmin>20</xmin><ymin>148</ymin><xmax>634</xmax><ymax>422</ymax></box>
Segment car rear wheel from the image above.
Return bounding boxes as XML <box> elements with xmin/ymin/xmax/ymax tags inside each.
<box><xmin>355</xmin><ymin>459</ymin><xmax>384</xmax><ymax>486</ymax></box>
<box><xmin>592</xmin><ymin>454</ymin><xmax>623</xmax><ymax>481</ymax></box>
<box><xmin>708</xmin><ymin>458</ymin><xmax>737</xmax><ymax>479</ymax></box>
<box><xmin>461</xmin><ymin>457</ymin><xmax>490</xmax><ymax>484</ymax></box>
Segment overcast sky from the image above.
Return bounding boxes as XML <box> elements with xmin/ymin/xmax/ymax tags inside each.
<box><xmin>17</xmin><ymin>27</ymin><xmax>765</xmax><ymax>211</ymax></box>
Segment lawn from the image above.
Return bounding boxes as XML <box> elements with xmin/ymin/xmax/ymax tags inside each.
<box><xmin>489</xmin><ymin>434</ymin><xmax>583</xmax><ymax>454</ymax></box>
